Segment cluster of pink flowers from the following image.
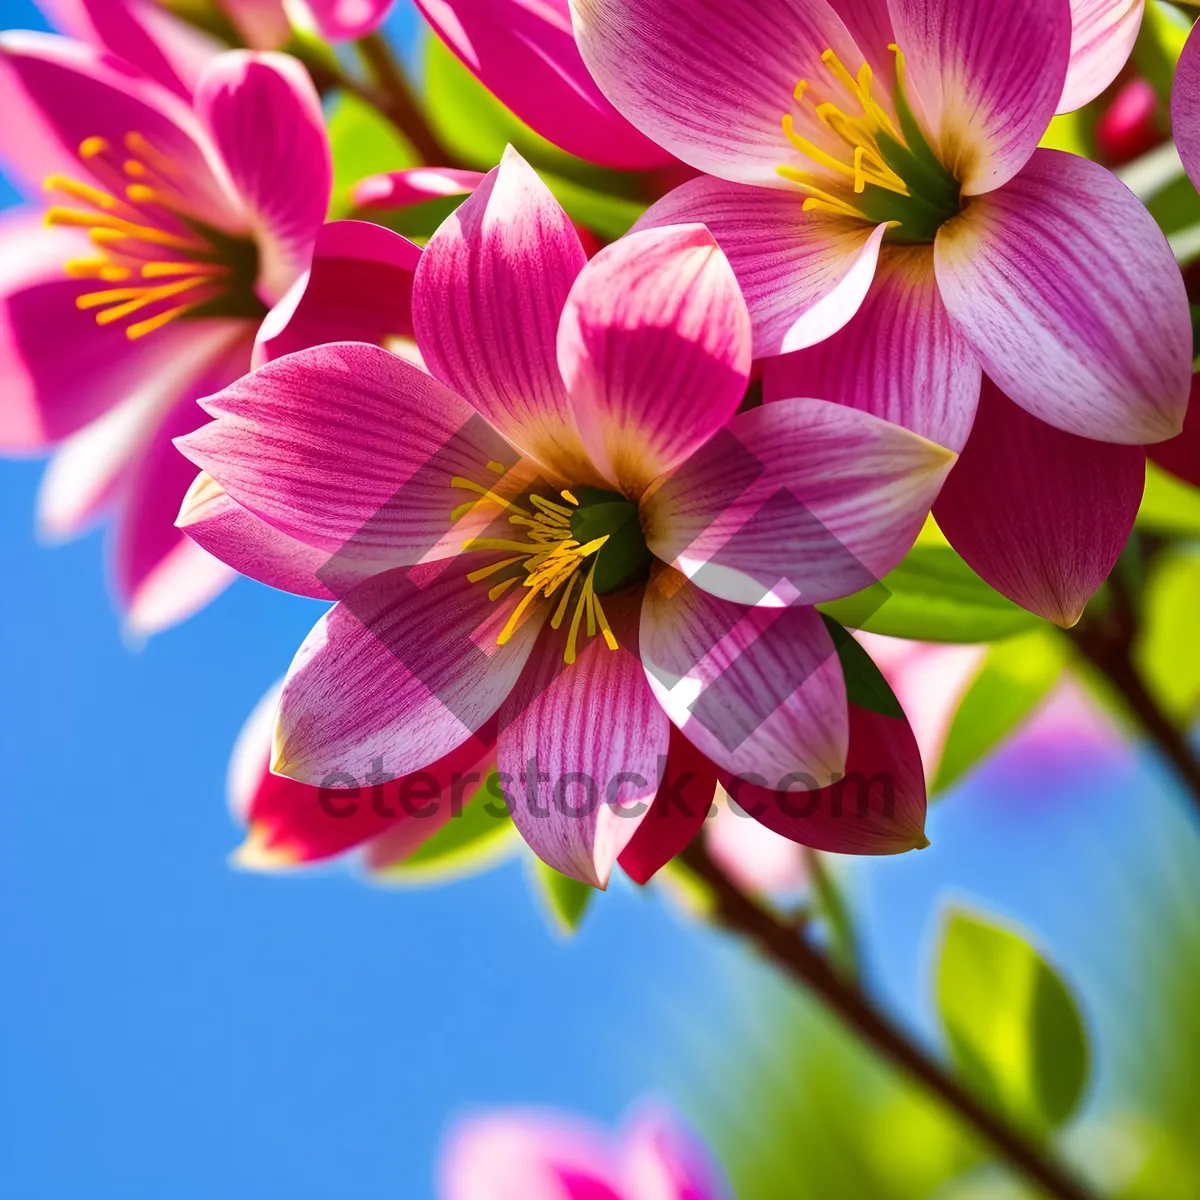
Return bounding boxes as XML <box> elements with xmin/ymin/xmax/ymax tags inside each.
<box><xmin>2</xmin><ymin>0</ymin><xmax>1195</xmax><ymax>891</ymax></box>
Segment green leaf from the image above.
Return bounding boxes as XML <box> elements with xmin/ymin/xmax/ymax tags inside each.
<box><xmin>820</xmin><ymin>615</ymin><xmax>904</xmax><ymax>718</ymax></box>
<box><xmin>936</xmin><ymin>909</ymin><xmax>1090</xmax><ymax>1134</ymax></box>
<box><xmin>932</xmin><ymin>630</ymin><xmax>1067</xmax><ymax>795</ymax></box>
<box><xmin>1133</xmin><ymin>0</ymin><xmax>1192</xmax><ymax>105</ymax></box>
<box><xmin>373</xmin><ymin>774</ymin><xmax>518</xmax><ymax>886</ymax></box>
<box><xmin>1136</xmin><ymin>461</ymin><xmax>1200</xmax><ymax>537</ymax></box>
<box><xmin>326</xmin><ymin>89</ymin><xmax>420</xmax><ymax>217</ymax></box>
<box><xmin>1135</xmin><ymin>549</ymin><xmax>1200</xmax><ymax>723</ymax></box>
<box><xmin>529</xmin><ymin>858</ymin><xmax>595</xmax><ymax>936</ymax></box>
<box><xmin>818</xmin><ymin>540</ymin><xmax>1042</xmax><ymax>644</ymax></box>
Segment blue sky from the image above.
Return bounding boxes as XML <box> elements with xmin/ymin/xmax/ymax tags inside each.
<box><xmin>2</xmin><ymin>4</ymin><xmax>1198</xmax><ymax>1196</ymax></box>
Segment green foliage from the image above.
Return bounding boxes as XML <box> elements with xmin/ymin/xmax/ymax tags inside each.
<box><xmin>819</xmin><ymin>540</ymin><xmax>1042</xmax><ymax>644</ymax></box>
<box><xmin>326</xmin><ymin>89</ymin><xmax>420</xmax><ymax>217</ymax></box>
<box><xmin>373</xmin><ymin>777</ymin><xmax>518</xmax><ymax>886</ymax></box>
<box><xmin>933</xmin><ymin>630</ymin><xmax>1068</xmax><ymax>795</ymax></box>
<box><xmin>529</xmin><ymin>858</ymin><xmax>594</xmax><ymax>936</ymax></box>
<box><xmin>821</xmin><ymin>615</ymin><xmax>904</xmax><ymax>718</ymax></box>
<box><xmin>1136</xmin><ymin>462</ymin><xmax>1200</xmax><ymax>537</ymax></box>
<box><xmin>936</xmin><ymin>910</ymin><xmax>1090</xmax><ymax>1136</ymax></box>
<box><xmin>1134</xmin><ymin>549</ymin><xmax>1200</xmax><ymax>724</ymax></box>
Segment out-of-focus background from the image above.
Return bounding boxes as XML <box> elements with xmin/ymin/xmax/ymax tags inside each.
<box><xmin>3</xmin><ymin>2</ymin><xmax>1200</xmax><ymax>1197</ymax></box>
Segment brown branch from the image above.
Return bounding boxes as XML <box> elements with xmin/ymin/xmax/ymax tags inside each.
<box><xmin>679</xmin><ymin>841</ymin><xmax>1102</xmax><ymax>1200</ymax></box>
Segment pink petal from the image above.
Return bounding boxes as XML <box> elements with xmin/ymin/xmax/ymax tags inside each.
<box><xmin>557</xmin><ymin>224</ymin><xmax>751</xmax><ymax>495</ymax></box>
<box><xmin>275</xmin><ymin>561</ymin><xmax>545</xmax><ymax>786</ymax></box>
<box><xmin>888</xmin><ymin>0</ymin><xmax>1072</xmax><ymax>195</ymax></box>
<box><xmin>1059</xmin><ymin>0</ymin><xmax>1145</xmax><ymax>114</ymax></box>
<box><xmin>499</xmin><ymin>622</ymin><xmax>670</xmax><ymax>888</ymax></box>
<box><xmin>230</xmin><ymin>683</ymin><xmax>496</xmax><ymax>868</ymax></box>
<box><xmin>1147</xmin><ymin>375</ymin><xmax>1200</xmax><ymax>489</ymax></box>
<box><xmin>828</xmin><ymin>0</ymin><xmax>896</xmax><ymax>82</ymax></box>
<box><xmin>440</xmin><ymin>1112</ymin><xmax>624</xmax><ymax>1200</ymax></box>
<box><xmin>412</xmin><ymin>147</ymin><xmax>594</xmax><ymax>478</ymax></box>
<box><xmin>640</xmin><ymin>569</ymin><xmax>848</xmax><ymax>787</ymax></box>
<box><xmin>1173</xmin><ymin>20</ymin><xmax>1200</xmax><ymax>192</ymax></box>
<box><xmin>733</xmin><ymin>701</ymin><xmax>929</xmax><ymax>855</ymax></box>
<box><xmin>762</xmin><ymin>245</ymin><xmax>980</xmax><ymax>452</ymax></box>
<box><xmin>416</xmin><ymin>0</ymin><xmax>670</xmax><ymax>169</ymax></box>
<box><xmin>307</xmin><ymin>0</ymin><xmax>393</xmax><ymax>40</ymax></box>
<box><xmin>219</xmin><ymin>0</ymin><xmax>292</xmax><ymax>49</ymax></box>
<box><xmin>176</xmin><ymin>342</ymin><xmax>520</xmax><ymax>577</ymax></box>
<box><xmin>112</xmin><ymin>328</ymin><xmax>253</xmax><ymax>635</ymax></box>
<box><xmin>932</xmin><ymin>378</ymin><xmax>1145</xmax><ymax>627</ymax></box>
<box><xmin>706</xmin><ymin>800</ymin><xmax>807</xmax><ymax>895</ymax></box>
<box><xmin>0</xmin><ymin>31</ymin><xmax>238</xmax><ymax>223</ymax></box>
<box><xmin>254</xmin><ymin>220</ymin><xmax>421</xmax><ymax>366</ymax></box>
<box><xmin>620</xmin><ymin>1103</ymin><xmax>732</xmax><ymax>1200</ymax></box>
<box><xmin>194</xmin><ymin>51</ymin><xmax>330</xmax><ymax>304</ymax></box>
<box><xmin>351</xmin><ymin>167</ymin><xmax>485</xmax><ymax>211</ymax></box>
<box><xmin>569</xmin><ymin>0</ymin><xmax>862</xmax><ymax>187</ymax></box>
<box><xmin>643</xmin><ymin>399</ymin><xmax>955</xmax><ymax>606</ymax></box>
<box><xmin>617</xmin><ymin>725</ymin><xmax>717</xmax><ymax>885</ymax></box>
<box><xmin>635</xmin><ymin>177</ymin><xmax>886</xmax><ymax>359</ymax></box>
<box><xmin>934</xmin><ymin>149</ymin><xmax>1191</xmax><ymax>444</ymax></box>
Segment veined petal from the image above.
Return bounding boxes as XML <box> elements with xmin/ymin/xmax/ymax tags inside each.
<box><xmin>308</xmin><ymin>0</ymin><xmax>393</xmax><ymax>39</ymax></box>
<box><xmin>1173</xmin><ymin>21</ymin><xmax>1200</xmax><ymax>192</ymax></box>
<box><xmin>254</xmin><ymin>220</ymin><xmax>421</xmax><ymax>366</ymax></box>
<box><xmin>415</xmin><ymin>0</ymin><xmax>670</xmax><ymax>169</ymax></box>
<box><xmin>634</xmin><ymin>177</ymin><xmax>887</xmax><ymax>359</ymax></box>
<box><xmin>933</xmin><ymin>378</ymin><xmax>1145</xmax><ymax>627</ymax></box>
<box><xmin>176</xmin><ymin>343</ymin><xmax>526</xmax><ymax>579</ymax></box>
<box><xmin>762</xmin><ymin>244</ymin><xmax>980</xmax><ymax>452</ymax></box>
<box><xmin>352</xmin><ymin>167</ymin><xmax>485</xmax><ymax>211</ymax></box>
<box><xmin>935</xmin><ymin>150</ymin><xmax>1191</xmax><ymax>444</ymax></box>
<box><xmin>557</xmin><ymin>224</ymin><xmax>751</xmax><ymax>496</ymax></box>
<box><xmin>194</xmin><ymin>51</ymin><xmax>331</xmax><ymax>304</ymax></box>
<box><xmin>643</xmin><ymin>399</ymin><xmax>955</xmax><ymax>606</ymax></box>
<box><xmin>499</xmin><ymin>621</ymin><xmax>669</xmax><ymax>889</ymax></box>
<box><xmin>1059</xmin><ymin>0</ymin><xmax>1144</xmax><ymax>114</ymax></box>
<box><xmin>617</xmin><ymin>725</ymin><xmax>716</xmax><ymax>884</ymax></box>
<box><xmin>888</xmin><ymin>0</ymin><xmax>1072</xmax><ymax>194</ymax></box>
<box><xmin>732</xmin><ymin>701</ymin><xmax>929</xmax><ymax>855</ymax></box>
<box><xmin>828</xmin><ymin>0</ymin><xmax>896</xmax><ymax>83</ymax></box>
<box><xmin>413</xmin><ymin>147</ymin><xmax>594</xmax><ymax>479</ymax></box>
<box><xmin>275</xmin><ymin>561</ymin><xmax>544</xmax><ymax>787</ymax></box>
<box><xmin>569</xmin><ymin>0</ymin><xmax>863</xmax><ymax>187</ymax></box>
<box><xmin>640</xmin><ymin>569</ymin><xmax>848</xmax><ymax>787</ymax></box>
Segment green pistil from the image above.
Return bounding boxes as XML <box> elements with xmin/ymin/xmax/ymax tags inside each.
<box><xmin>568</xmin><ymin>486</ymin><xmax>652</xmax><ymax>595</ymax></box>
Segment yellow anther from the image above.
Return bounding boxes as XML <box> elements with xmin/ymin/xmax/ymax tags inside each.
<box><xmin>79</xmin><ymin>136</ymin><xmax>109</xmax><ymax>159</ymax></box>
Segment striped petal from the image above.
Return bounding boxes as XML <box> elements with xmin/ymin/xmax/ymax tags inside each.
<box><xmin>1173</xmin><ymin>20</ymin><xmax>1200</xmax><ymax>192</ymax></box>
<box><xmin>934</xmin><ymin>149</ymin><xmax>1190</xmax><ymax>444</ymax></box>
<box><xmin>1059</xmin><ymin>0</ymin><xmax>1145</xmax><ymax>114</ymax></box>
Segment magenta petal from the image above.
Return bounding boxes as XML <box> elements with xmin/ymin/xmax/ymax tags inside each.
<box><xmin>1147</xmin><ymin>375</ymin><xmax>1200</xmax><ymax>489</ymax></box>
<box><xmin>933</xmin><ymin>378</ymin><xmax>1145</xmax><ymax>627</ymax></box>
<box><xmin>888</xmin><ymin>0</ymin><xmax>1072</xmax><ymax>195</ymax></box>
<box><xmin>935</xmin><ymin>150</ymin><xmax>1191</xmax><ymax>445</ymax></box>
<box><xmin>762</xmin><ymin>245</ymin><xmax>980</xmax><ymax>452</ymax></box>
<box><xmin>1060</xmin><ymin>0</ymin><xmax>1145</xmax><ymax>114</ymax></box>
<box><xmin>254</xmin><ymin>220</ymin><xmax>421</xmax><ymax>366</ymax></box>
<box><xmin>640</xmin><ymin>571</ymin><xmax>848</xmax><ymax>787</ymax></box>
<box><xmin>645</xmin><ymin>399</ymin><xmax>955</xmax><ymax>606</ymax></box>
<box><xmin>558</xmin><ymin>224</ymin><xmax>751</xmax><ymax>494</ymax></box>
<box><xmin>634</xmin><ymin>176</ymin><xmax>887</xmax><ymax>358</ymax></box>
<box><xmin>617</xmin><ymin>725</ymin><xmax>716</xmax><ymax>885</ymax></box>
<box><xmin>416</xmin><ymin>0</ymin><xmax>669</xmax><ymax>170</ymax></box>
<box><xmin>499</xmin><ymin>630</ymin><xmax>670</xmax><ymax>889</ymax></box>
<box><xmin>735</xmin><ymin>702</ymin><xmax>929</xmax><ymax>855</ymax></box>
<box><xmin>194</xmin><ymin>51</ymin><xmax>330</xmax><ymax>303</ymax></box>
<box><xmin>352</xmin><ymin>167</ymin><xmax>485</xmax><ymax>211</ymax></box>
<box><xmin>1173</xmin><ymin>21</ymin><xmax>1200</xmax><ymax>192</ymax></box>
<box><xmin>620</xmin><ymin>1103</ymin><xmax>732</xmax><ymax>1200</ymax></box>
<box><xmin>276</xmin><ymin>562</ymin><xmax>544</xmax><ymax>786</ymax></box>
<box><xmin>308</xmin><ymin>0</ymin><xmax>393</xmax><ymax>39</ymax></box>
<box><xmin>413</xmin><ymin>147</ymin><xmax>592</xmax><ymax>475</ymax></box>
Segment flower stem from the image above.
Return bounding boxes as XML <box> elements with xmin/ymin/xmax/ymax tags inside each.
<box><xmin>353</xmin><ymin>33</ymin><xmax>454</xmax><ymax>166</ymax></box>
<box><xmin>678</xmin><ymin>841</ymin><xmax>1103</xmax><ymax>1200</ymax></box>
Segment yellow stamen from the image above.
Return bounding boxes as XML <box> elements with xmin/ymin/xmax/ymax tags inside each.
<box><xmin>63</xmin><ymin>258</ymin><xmax>132</xmax><ymax>281</ymax></box>
<box><xmin>140</xmin><ymin>260</ymin><xmax>232</xmax><ymax>278</ymax></box>
<box><xmin>79</xmin><ymin>136</ymin><xmax>109</xmax><ymax>159</ymax></box>
<box><xmin>466</xmin><ymin>555</ymin><xmax>523</xmax><ymax>584</ymax></box>
<box><xmin>560</xmin><ymin>489</ymin><xmax>579</xmax><ymax>506</ymax></box>
<box><xmin>126</xmin><ymin>299</ymin><xmax>209</xmax><ymax>340</ymax></box>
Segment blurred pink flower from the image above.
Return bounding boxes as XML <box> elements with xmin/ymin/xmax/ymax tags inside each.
<box><xmin>181</xmin><ymin>147</ymin><xmax>946</xmax><ymax>884</ymax></box>
<box><xmin>439</xmin><ymin>1102</ymin><xmax>730</xmax><ymax>1200</ymax></box>
<box><xmin>0</xmin><ymin>35</ymin><xmax>417</xmax><ymax>632</ymax></box>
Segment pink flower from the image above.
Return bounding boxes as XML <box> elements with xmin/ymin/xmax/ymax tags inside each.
<box><xmin>413</xmin><ymin>0</ymin><xmax>675</xmax><ymax>169</ymax></box>
<box><xmin>1173</xmin><ymin>18</ymin><xmax>1200</xmax><ymax>194</ymax></box>
<box><xmin>0</xmin><ymin>35</ymin><xmax>418</xmax><ymax>632</ymax></box>
<box><xmin>177</xmin><ymin>147</ymin><xmax>948</xmax><ymax>885</ymax></box>
<box><xmin>569</xmin><ymin>0</ymin><xmax>1177</xmax><ymax>626</ymax></box>
<box><xmin>439</xmin><ymin>1102</ymin><xmax>730</xmax><ymax>1200</ymax></box>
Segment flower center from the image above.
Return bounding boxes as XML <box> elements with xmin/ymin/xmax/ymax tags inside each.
<box><xmin>778</xmin><ymin>47</ymin><xmax>961</xmax><ymax>244</ymax></box>
<box><xmin>44</xmin><ymin>133</ymin><xmax>263</xmax><ymax>340</ymax></box>
<box><xmin>453</xmin><ymin>472</ymin><xmax>651</xmax><ymax>665</ymax></box>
